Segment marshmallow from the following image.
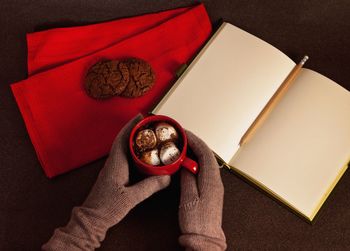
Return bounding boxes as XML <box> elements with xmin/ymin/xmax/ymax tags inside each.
<box><xmin>140</xmin><ymin>149</ymin><xmax>161</xmax><ymax>166</ymax></box>
<box><xmin>135</xmin><ymin>129</ymin><xmax>157</xmax><ymax>152</ymax></box>
<box><xmin>159</xmin><ymin>142</ymin><xmax>181</xmax><ymax>165</ymax></box>
<box><xmin>154</xmin><ymin>122</ymin><xmax>178</xmax><ymax>144</ymax></box>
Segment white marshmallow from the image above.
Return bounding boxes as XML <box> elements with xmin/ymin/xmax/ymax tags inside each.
<box><xmin>155</xmin><ymin>122</ymin><xmax>178</xmax><ymax>143</ymax></box>
<box><xmin>160</xmin><ymin>142</ymin><xmax>180</xmax><ymax>165</ymax></box>
<box><xmin>135</xmin><ymin>129</ymin><xmax>157</xmax><ymax>152</ymax></box>
<box><xmin>140</xmin><ymin>149</ymin><xmax>161</xmax><ymax>166</ymax></box>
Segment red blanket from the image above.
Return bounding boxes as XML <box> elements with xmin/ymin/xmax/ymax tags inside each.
<box><xmin>11</xmin><ymin>4</ymin><xmax>212</xmax><ymax>178</ymax></box>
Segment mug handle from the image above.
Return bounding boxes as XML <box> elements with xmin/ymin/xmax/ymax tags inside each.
<box><xmin>181</xmin><ymin>157</ymin><xmax>198</xmax><ymax>174</ymax></box>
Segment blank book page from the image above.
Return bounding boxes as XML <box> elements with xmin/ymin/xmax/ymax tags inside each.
<box><xmin>230</xmin><ymin>68</ymin><xmax>350</xmax><ymax>219</ymax></box>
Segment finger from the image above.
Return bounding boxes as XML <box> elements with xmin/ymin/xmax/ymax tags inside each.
<box><xmin>180</xmin><ymin>169</ymin><xmax>199</xmax><ymax>205</ymax></box>
<box><xmin>128</xmin><ymin>175</ymin><xmax>171</xmax><ymax>205</ymax></box>
<box><xmin>108</xmin><ymin>114</ymin><xmax>143</xmax><ymax>185</ymax></box>
<box><xmin>186</xmin><ymin>130</ymin><xmax>222</xmax><ymax>195</ymax></box>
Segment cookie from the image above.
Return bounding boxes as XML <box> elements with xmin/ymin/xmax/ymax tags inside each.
<box><xmin>85</xmin><ymin>60</ymin><xmax>129</xmax><ymax>99</ymax></box>
<box><xmin>121</xmin><ymin>58</ymin><xmax>155</xmax><ymax>98</ymax></box>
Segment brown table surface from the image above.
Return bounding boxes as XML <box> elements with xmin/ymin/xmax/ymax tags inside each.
<box><xmin>1</xmin><ymin>1</ymin><xmax>350</xmax><ymax>250</ymax></box>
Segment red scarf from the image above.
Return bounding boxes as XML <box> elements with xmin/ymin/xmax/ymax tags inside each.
<box><xmin>11</xmin><ymin>4</ymin><xmax>212</xmax><ymax>177</ymax></box>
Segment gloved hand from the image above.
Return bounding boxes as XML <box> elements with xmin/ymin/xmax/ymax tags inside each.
<box><xmin>178</xmin><ymin>130</ymin><xmax>226</xmax><ymax>251</ymax></box>
<box><xmin>42</xmin><ymin>114</ymin><xmax>171</xmax><ymax>250</ymax></box>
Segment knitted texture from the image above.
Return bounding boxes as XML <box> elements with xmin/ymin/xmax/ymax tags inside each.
<box><xmin>178</xmin><ymin>130</ymin><xmax>227</xmax><ymax>251</ymax></box>
<box><xmin>42</xmin><ymin>115</ymin><xmax>171</xmax><ymax>250</ymax></box>
<box><xmin>42</xmin><ymin>116</ymin><xmax>227</xmax><ymax>250</ymax></box>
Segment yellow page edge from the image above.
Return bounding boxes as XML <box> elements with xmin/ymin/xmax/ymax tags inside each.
<box><xmin>223</xmin><ymin>163</ymin><xmax>313</xmax><ymax>222</ymax></box>
<box><xmin>309</xmin><ymin>156</ymin><xmax>350</xmax><ymax>220</ymax></box>
<box><xmin>222</xmin><ymin>156</ymin><xmax>350</xmax><ymax>222</ymax></box>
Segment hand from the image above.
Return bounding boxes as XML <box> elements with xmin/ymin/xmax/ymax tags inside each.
<box><xmin>43</xmin><ymin>114</ymin><xmax>171</xmax><ymax>250</ymax></box>
<box><xmin>82</xmin><ymin>114</ymin><xmax>171</xmax><ymax>225</ymax></box>
<box><xmin>178</xmin><ymin>130</ymin><xmax>226</xmax><ymax>251</ymax></box>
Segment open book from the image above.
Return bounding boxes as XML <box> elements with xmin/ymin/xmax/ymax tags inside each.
<box><xmin>153</xmin><ymin>22</ymin><xmax>350</xmax><ymax>221</ymax></box>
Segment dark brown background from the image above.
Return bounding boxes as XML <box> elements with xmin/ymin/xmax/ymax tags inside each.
<box><xmin>1</xmin><ymin>1</ymin><xmax>349</xmax><ymax>250</ymax></box>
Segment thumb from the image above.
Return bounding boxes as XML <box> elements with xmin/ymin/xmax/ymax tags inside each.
<box><xmin>127</xmin><ymin>175</ymin><xmax>171</xmax><ymax>205</ymax></box>
<box><xmin>180</xmin><ymin>169</ymin><xmax>199</xmax><ymax>205</ymax></box>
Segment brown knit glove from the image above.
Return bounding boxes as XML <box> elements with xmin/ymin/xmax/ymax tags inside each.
<box><xmin>42</xmin><ymin>114</ymin><xmax>171</xmax><ymax>250</ymax></box>
<box><xmin>178</xmin><ymin>130</ymin><xmax>226</xmax><ymax>251</ymax></box>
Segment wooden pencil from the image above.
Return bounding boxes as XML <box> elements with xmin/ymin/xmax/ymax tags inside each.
<box><xmin>239</xmin><ymin>55</ymin><xmax>309</xmax><ymax>146</ymax></box>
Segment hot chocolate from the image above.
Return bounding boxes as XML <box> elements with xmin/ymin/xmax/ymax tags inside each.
<box><xmin>133</xmin><ymin>121</ymin><xmax>181</xmax><ymax>166</ymax></box>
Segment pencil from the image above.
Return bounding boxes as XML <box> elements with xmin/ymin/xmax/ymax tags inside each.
<box><xmin>239</xmin><ymin>55</ymin><xmax>309</xmax><ymax>146</ymax></box>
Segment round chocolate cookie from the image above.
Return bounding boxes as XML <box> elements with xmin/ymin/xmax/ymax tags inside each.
<box><xmin>85</xmin><ymin>60</ymin><xmax>129</xmax><ymax>99</ymax></box>
<box><xmin>121</xmin><ymin>58</ymin><xmax>155</xmax><ymax>98</ymax></box>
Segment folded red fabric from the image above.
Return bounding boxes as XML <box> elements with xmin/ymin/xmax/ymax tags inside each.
<box><xmin>27</xmin><ymin>6</ymin><xmax>189</xmax><ymax>75</ymax></box>
<box><xmin>11</xmin><ymin>4</ymin><xmax>212</xmax><ymax>178</ymax></box>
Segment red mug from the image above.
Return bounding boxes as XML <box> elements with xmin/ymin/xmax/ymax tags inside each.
<box><xmin>129</xmin><ymin>115</ymin><xmax>198</xmax><ymax>175</ymax></box>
